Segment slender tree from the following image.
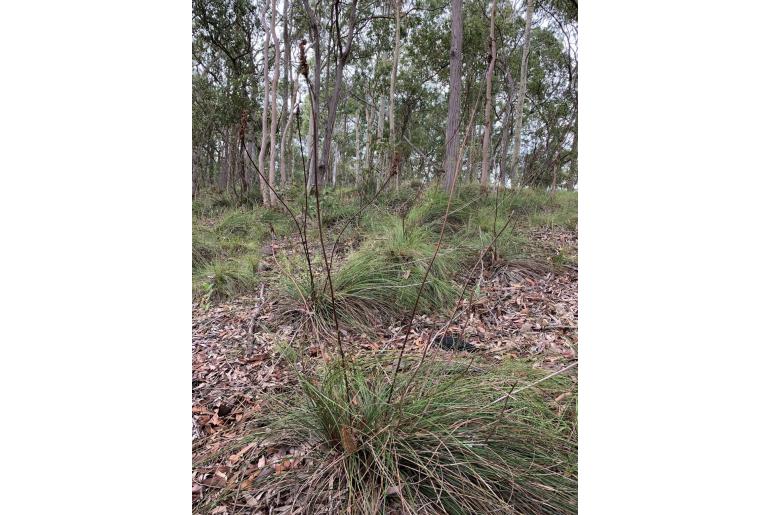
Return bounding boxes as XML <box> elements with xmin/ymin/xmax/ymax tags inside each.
<box><xmin>258</xmin><ymin>3</ymin><xmax>272</xmax><ymax>205</ymax></box>
<box><xmin>480</xmin><ymin>0</ymin><xmax>497</xmax><ymax>191</ymax></box>
<box><xmin>389</xmin><ymin>0</ymin><xmax>402</xmax><ymax>190</ymax></box>
<box><xmin>443</xmin><ymin>0</ymin><xmax>463</xmax><ymax>192</ymax></box>
<box><xmin>279</xmin><ymin>0</ymin><xmax>292</xmax><ymax>186</ymax></box>
<box><xmin>510</xmin><ymin>0</ymin><xmax>534</xmax><ymax>186</ymax></box>
<box><xmin>268</xmin><ymin>0</ymin><xmax>281</xmax><ymax>206</ymax></box>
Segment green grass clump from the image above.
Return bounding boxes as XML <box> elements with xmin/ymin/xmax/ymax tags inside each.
<box><xmin>456</xmin><ymin>205</ymin><xmax>530</xmax><ymax>262</ymax></box>
<box><xmin>191</xmin><ymin>206</ymin><xmax>291</xmax><ymax>303</ymax></box>
<box><xmin>192</xmin><ymin>227</ymin><xmax>220</xmax><ymax>269</ymax></box>
<box><xmin>280</xmin><ymin>221</ymin><xmax>459</xmax><ymax>332</ymax></box>
<box><xmin>298</xmin><ymin>188</ymin><xmax>361</xmax><ymax>227</ymax></box>
<box><xmin>215</xmin><ymin>210</ymin><xmax>262</xmax><ymax>238</ymax></box>
<box><xmin>193</xmin><ymin>254</ymin><xmax>260</xmax><ymax>302</ymax></box>
<box><xmin>255</xmin><ymin>358</ymin><xmax>577</xmax><ymax>514</ymax></box>
<box><xmin>528</xmin><ymin>208</ymin><xmax>578</xmax><ymax>230</ymax></box>
<box><xmin>493</xmin><ymin>189</ymin><xmax>577</xmax><ymax>230</ymax></box>
<box><xmin>405</xmin><ymin>188</ymin><xmax>476</xmax><ymax>233</ymax></box>
<box><xmin>259</xmin><ymin>208</ymin><xmax>295</xmax><ymax>237</ymax></box>
<box><xmin>193</xmin><ymin>190</ymin><xmax>234</xmax><ymax>218</ymax></box>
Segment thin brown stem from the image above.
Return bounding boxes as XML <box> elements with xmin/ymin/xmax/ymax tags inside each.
<box><xmin>386</xmin><ymin>90</ymin><xmax>483</xmax><ymax>405</ymax></box>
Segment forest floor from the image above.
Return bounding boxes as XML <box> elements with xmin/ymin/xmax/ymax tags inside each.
<box><xmin>192</xmin><ymin>186</ymin><xmax>578</xmax><ymax>514</ymax></box>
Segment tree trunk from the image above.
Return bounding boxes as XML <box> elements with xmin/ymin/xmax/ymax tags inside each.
<box><xmin>305</xmin><ymin>0</ymin><xmax>358</xmax><ymax>191</ymax></box>
<box><xmin>299</xmin><ymin>0</ymin><xmax>322</xmax><ymax>192</ymax></box>
<box><xmin>365</xmin><ymin>100</ymin><xmax>374</xmax><ymax>172</ymax></box>
<box><xmin>228</xmin><ymin>124</ymin><xmax>239</xmax><ymax>198</ymax></box>
<box><xmin>355</xmin><ymin>109</ymin><xmax>361</xmax><ymax>186</ymax></box>
<box><xmin>280</xmin><ymin>0</ymin><xmax>291</xmax><ymax>186</ymax></box>
<box><xmin>281</xmin><ymin>72</ymin><xmax>300</xmax><ymax>189</ymax></box>
<box><xmin>480</xmin><ymin>0</ymin><xmax>497</xmax><ymax>192</ymax></box>
<box><xmin>497</xmin><ymin>71</ymin><xmax>516</xmax><ymax>188</ymax></box>
<box><xmin>258</xmin><ymin>3</ymin><xmax>272</xmax><ymax>206</ymax></box>
<box><xmin>268</xmin><ymin>0</ymin><xmax>280</xmax><ymax>206</ymax></box>
<box><xmin>378</xmin><ymin>94</ymin><xmax>385</xmax><ymax>182</ymax></box>
<box><xmin>443</xmin><ymin>0</ymin><xmax>463</xmax><ymax>192</ymax></box>
<box><xmin>510</xmin><ymin>0</ymin><xmax>534</xmax><ymax>187</ymax></box>
<box><xmin>332</xmin><ymin>141</ymin><xmax>338</xmax><ymax>188</ymax></box>
<box><xmin>389</xmin><ymin>0</ymin><xmax>402</xmax><ymax>190</ymax></box>
<box><xmin>218</xmin><ymin>128</ymin><xmax>229</xmax><ymax>191</ymax></box>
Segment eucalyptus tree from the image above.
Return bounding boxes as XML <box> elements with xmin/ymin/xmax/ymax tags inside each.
<box><xmin>443</xmin><ymin>0</ymin><xmax>463</xmax><ymax>191</ymax></box>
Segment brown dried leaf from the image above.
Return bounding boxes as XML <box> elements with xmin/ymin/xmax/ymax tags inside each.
<box><xmin>228</xmin><ymin>441</ymin><xmax>257</xmax><ymax>464</ymax></box>
<box><xmin>341</xmin><ymin>426</ymin><xmax>358</xmax><ymax>453</ymax></box>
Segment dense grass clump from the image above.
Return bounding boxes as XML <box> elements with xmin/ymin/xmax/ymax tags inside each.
<box><xmin>215</xmin><ymin>210</ymin><xmax>262</xmax><ymax>238</ymax></box>
<box><xmin>192</xmin><ymin>205</ymin><xmax>296</xmax><ymax>302</ymax></box>
<box><xmin>192</xmin><ymin>227</ymin><xmax>220</xmax><ymax>269</ymax></box>
<box><xmin>192</xmin><ymin>190</ymin><xmax>234</xmax><ymax>218</ymax></box>
<box><xmin>253</xmin><ymin>358</ymin><xmax>577</xmax><ymax>514</ymax></box>
<box><xmin>280</xmin><ymin>221</ymin><xmax>459</xmax><ymax>332</ymax></box>
<box><xmin>405</xmin><ymin>188</ymin><xmax>476</xmax><ymax>233</ymax></box>
<box><xmin>193</xmin><ymin>255</ymin><xmax>260</xmax><ymax>302</ymax></box>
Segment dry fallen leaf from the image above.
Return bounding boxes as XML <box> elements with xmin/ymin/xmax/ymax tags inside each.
<box><xmin>341</xmin><ymin>426</ymin><xmax>358</xmax><ymax>453</ymax></box>
<box><xmin>228</xmin><ymin>441</ymin><xmax>257</xmax><ymax>464</ymax></box>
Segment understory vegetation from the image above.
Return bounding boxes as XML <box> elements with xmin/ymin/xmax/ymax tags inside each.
<box><xmin>193</xmin><ymin>184</ymin><xmax>577</xmax><ymax>310</ymax></box>
<box><xmin>193</xmin><ymin>0</ymin><xmax>578</xmax><ymax>510</ymax></box>
<box><xmin>197</xmin><ymin>357</ymin><xmax>577</xmax><ymax>514</ymax></box>
<box><xmin>192</xmin><ymin>182</ymin><xmax>578</xmax><ymax>512</ymax></box>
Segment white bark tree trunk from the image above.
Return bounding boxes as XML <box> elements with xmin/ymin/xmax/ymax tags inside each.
<box><xmin>280</xmin><ymin>72</ymin><xmax>300</xmax><ymax>188</ymax></box>
<box><xmin>355</xmin><ymin>109</ymin><xmax>361</xmax><ymax>186</ymax></box>
<box><xmin>365</xmin><ymin>101</ymin><xmax>373</xmax><ymax>170</ymax></box>
<box><xmin>480</xmin><ymin>0</ymin><xmax>497</xmax><ymax>191</ymax></box>
<box><xmin>389</xmin><ymin>0</ymin><xmax>401</xmax><ymax>189</ymax></box>
<box><xmin>258</xmin><ymin>4</ymin><xmax>271</xmax><ymax>206</ymax></box>
<box><xmin>268</xmin><ymin>0</ymin><xmax>280</xmax><ymax>206</ymax></box>
<box><xmin>378</xmin><ymin>94</ymin><xmax>385</xmax><ymax>182</ymax></box>
<box><xmin>280</xmin><ymin>0</ymin><xmax>291</xmax><ymax>186</ymax></box>
<box><xmin>510</xmin><ymin>0</ymin><xmax>534</xmax><ymax>186</ymax></box>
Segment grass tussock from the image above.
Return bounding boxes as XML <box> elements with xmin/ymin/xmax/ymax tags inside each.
<box><xmin>405</xmin><ymin>188</ymin><xmax>475</xmax><ymax>233</ymax></box>
<box><xmin>248</xmin><ymin>358</ymin><xmax>577</xmax><ymax>514</ymax></box>
<box><xmin>193</xmin><ymin>254</ymin><xmax>260</xmax><ymax>302</ymax></box>
<box><xmin>193</xmin><ymin>186</ymin><xmax>576</xmax><ymax>305</ymax></box>
<box><xmin>192</xmin><ymin>205</ymin><xmax>295</xmax><ymax>302</ymax></box>
<box><xmin>280</xmin><ymin>220</ymin><xmax>459</xmax><ymax>332</ymax></box>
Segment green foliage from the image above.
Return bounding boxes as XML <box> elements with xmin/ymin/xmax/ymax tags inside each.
<box><xmin>405</xmin><ymin>187</ymin><xmax>475</xmax><ymax>233</ymax></box>
<box><xmin>261</xmin><ymin>358</ymin><xmax>577</xmax><ymax>514</ymax></box>
<box><xmin>192</xmin><ymin>190</ymin><xmax>234</xmax><ymax>218</ymax></box>
<box><xmin>523</xmin><ymin>190</ymin><xmax>578</xmax><ymax>230</ymax></box>
<box><xmin>215</xmin><ymin>210</ymin><xmax>262</xmax><ymax>238</ymax></box>
<box><xmin>192</xmin><ymin>204</ymin><xmax>296</xmax><ymax>302</ymax></box>
<box><xmin>280</xmin><ymin>220</ymin><xmax>459</xmax><ymax>332</ymax></box>
<box><xmin>193</xmin><ymin>254</ymin><xmax>260</xmax><ymax>302</ymax></box>
<box><xmin>192</xmin><ymin>227</ymin><xmax>219</xmax><ymax>269</ymax></box>
<box><xmin>458</xmin><ymin>205</ymin><xmax>530</xmax><ymax>262</ymax></box>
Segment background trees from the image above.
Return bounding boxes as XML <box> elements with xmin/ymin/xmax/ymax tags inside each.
<box><xmin>192</xmin><ymin>0</ymin><xmax>578</xmax><ymax>200</ymax></box>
